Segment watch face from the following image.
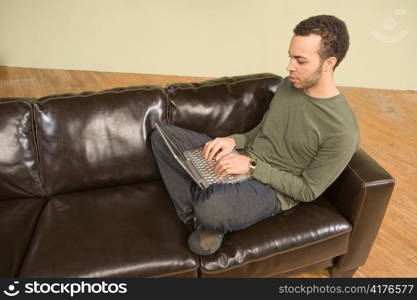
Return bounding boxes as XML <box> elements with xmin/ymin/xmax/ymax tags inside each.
<box><xmin>249</xmin><ymin>160</ymin><xmax>256</xmax><ymax>174</ymax></box>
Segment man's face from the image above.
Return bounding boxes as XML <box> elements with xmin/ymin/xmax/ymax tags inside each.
<box><xmin>287</xmin><ymin>34</ymin><xmax>324</xmax><ymax>89</ymax></box>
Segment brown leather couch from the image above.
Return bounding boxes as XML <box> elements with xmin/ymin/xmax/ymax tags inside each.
<box><xmin>0</xmin><ymin>73</ymin><xmax>394</xmax><ymax>278</ymax></box>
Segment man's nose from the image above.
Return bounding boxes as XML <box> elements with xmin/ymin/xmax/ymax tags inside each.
<box><xmin>287</xmin><ymin>59</ymin><xmax>296</xmax><ymax>72</ymax></box>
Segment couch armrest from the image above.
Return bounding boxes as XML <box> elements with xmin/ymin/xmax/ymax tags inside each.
<box><xmin>323</xmin><ymin>148</ymin><xmax>395</xmax><ymax>273</ymax></box>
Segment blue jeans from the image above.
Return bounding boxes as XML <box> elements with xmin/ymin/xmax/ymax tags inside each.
<box><xmin>151</xmin><ymin>125</ymin><xmax>281</xmax><ymax>234</ymax></box>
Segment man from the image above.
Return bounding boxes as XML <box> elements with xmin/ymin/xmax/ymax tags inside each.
<box><xmin>151</xmin><ymin>15</ymin><xmax>359</xmax><ymax>256</ymax></box>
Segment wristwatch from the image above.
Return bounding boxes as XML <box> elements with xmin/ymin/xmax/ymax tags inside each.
<box><xmin>249</xmin><ymin>158</ymin><xmax>257</xmax><ymax>174</ymax></box>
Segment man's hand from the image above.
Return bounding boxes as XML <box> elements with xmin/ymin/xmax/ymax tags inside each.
<box><xmin>214</xmin><ymin>153</ymin><xmax>252</xmax><ymax>177</ymax></box>
<box><xmin>203</xmin><ymin>137</ymin><xmax>236</xmax><ymax>161</ymax></box>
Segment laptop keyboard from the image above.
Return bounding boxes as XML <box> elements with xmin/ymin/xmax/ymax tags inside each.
<box><xmin>185</xmin><ymin>148</ymin><xmax>237</xmax><ymax>185</ymax></box>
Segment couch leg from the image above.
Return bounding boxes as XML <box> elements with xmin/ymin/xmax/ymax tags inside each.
<box><xmin>329</xmin><ymin>267</ymin><xmax>358</xmax><ymax>278</ymax></box>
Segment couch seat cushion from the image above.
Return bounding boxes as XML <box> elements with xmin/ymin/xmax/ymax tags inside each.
<box><xmin>19</xmin><ymin>181</ymin><xmax>198</xmax><ymax>277</ymax></box>
<box><xmin>0</xmin><ymin>198</ymin><xmax>45</xmax><ymax>276</ymax></box>
<box><xmin>200</xmin><ymin>197</ymin><xmax>352</xmax><ymax>277</ymax></box>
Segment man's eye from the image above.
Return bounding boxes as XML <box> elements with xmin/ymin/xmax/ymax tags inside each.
<box><xmin>297</xmin><ymin>61</ymin><xmax>306</xmax><ymax>65</ymax></box>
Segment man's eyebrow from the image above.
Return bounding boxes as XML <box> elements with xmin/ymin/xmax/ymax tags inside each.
<box><xmin>288</xmin><ymin>52</ymin><xmax>308</xmax><ymax>60</ymax></box>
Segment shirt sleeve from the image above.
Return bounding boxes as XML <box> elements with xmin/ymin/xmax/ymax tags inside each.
<box><xmin>251</xmin><ymin>132</ymin><xmax>360</xmax><ymax>202</ymax></box>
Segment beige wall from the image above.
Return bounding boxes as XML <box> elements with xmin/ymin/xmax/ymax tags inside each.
<box><xmin>0</xmin><ymin>0</ymin><xmax>416</xmax><ymax>90</ymax></box>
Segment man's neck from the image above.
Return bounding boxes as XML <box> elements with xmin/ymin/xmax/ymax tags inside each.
<box><xmin>304</xmin><ymin>75</ymin><xmax>339</xmax><ymax>99</ymax></box>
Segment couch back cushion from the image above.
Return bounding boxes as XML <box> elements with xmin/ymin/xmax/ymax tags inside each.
<box><xmin>34</xmin><ymin>86</ymin><xmax>167</xmax><ymax>196</ymax></box>
<box><xmin>166</xmin><ymin>73</ymin><xmax>282</xmax><ymax>137</ymax></box>
<box><xmin>0</xmin><ymin>99</ymin><xmax>44</xmax><ymax>200</ymax></box>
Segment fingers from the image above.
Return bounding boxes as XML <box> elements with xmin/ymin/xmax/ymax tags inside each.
<box><xmin>203</xmin><ymin>137</ymin><xmax>235</xmax><ymax>161</ymax></box>
<box><xmin>215</xmin><ymin>162</ymin><xmax>229</xmax><ymax>177</ymax></box>
<box><xmin>204</xmin><ymin>139</ymin><xmax>222</xmax><ymax>161</ymax></box>
<box><xmin>203</xmin><ymin>140</ymin><xmax>214</xmax><ymax>160</ymax></box>
<box><xmin>214</xmin><ymin>154</ymin><xmax>251</xmax><ymax>176</ymax></box>
<box><xmin>214</xmin><ymin>155</ymin><xmax>234</xmax><ymax>176</ymax></box>
<box><xmin>203</xmin><ymin>139</ymin><xmax>217</xmax><ymax>160</ymax></box>
<box><xmin>209</xmin><ymin>143</ymin><xmax>222</xmax><ymax>161</ymax></box>
<box><xmin>215</xmin><ymin>149</ymin><xmax>230</xmax><ymax>161</ymax></box>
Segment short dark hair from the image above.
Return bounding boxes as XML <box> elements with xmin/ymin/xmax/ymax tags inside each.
<box><xmin>293</xmin><ymin>15</ymin><xmax>349</xmax><ymax>69</ymax></box>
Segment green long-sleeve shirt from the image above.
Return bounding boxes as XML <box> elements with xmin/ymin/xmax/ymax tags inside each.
<box><xmin>229</xmin><ymin>77</ymin><xmax>360</xmax><ymax>211</ymax></box>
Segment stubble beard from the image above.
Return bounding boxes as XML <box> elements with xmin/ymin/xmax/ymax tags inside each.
<box><xmin>300</xmin><ymin>61</ymin><xmax>324</xmax><ymax>90</ymax></box>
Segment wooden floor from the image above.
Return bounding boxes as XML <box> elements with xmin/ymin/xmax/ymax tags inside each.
<box><xmin>1</xmin><ymin>66</ymin><xmax>416</xmax><ymax>278</ymax></box>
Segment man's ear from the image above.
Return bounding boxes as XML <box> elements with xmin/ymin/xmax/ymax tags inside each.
<box><xmin>324</xmin><ymin>57</ymin><xmax>337</xmax><ymax>71</ymax></box>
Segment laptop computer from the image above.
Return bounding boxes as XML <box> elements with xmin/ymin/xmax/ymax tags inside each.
<box><xmin>155</xmin><ymin>123</ymin><xmax>251</xmax><ymax>189</ymax></box>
